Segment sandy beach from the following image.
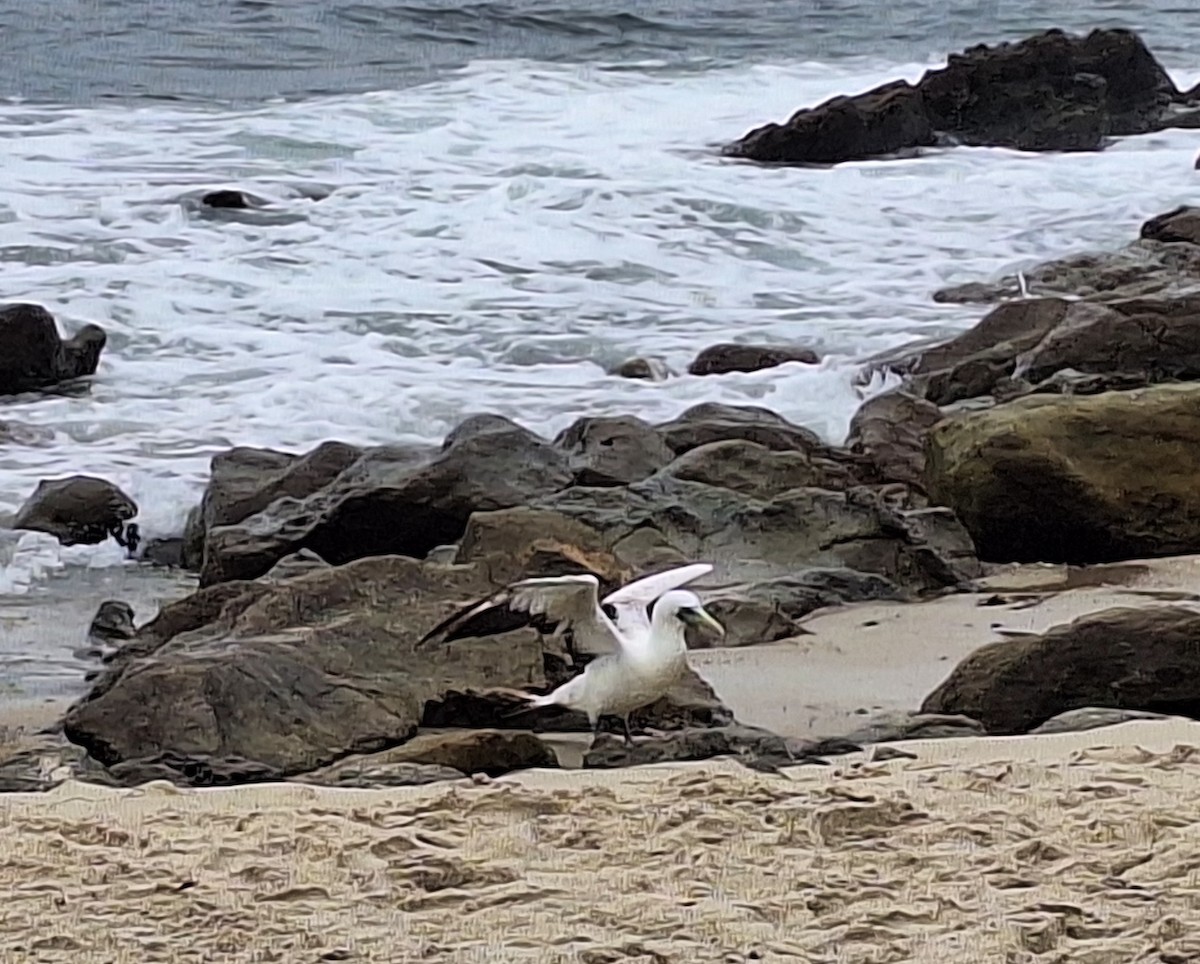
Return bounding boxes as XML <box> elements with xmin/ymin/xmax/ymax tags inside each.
<box><xmin>0</xmin><ymin>718</ymin><xmax>1197</xmax><ymax>962</ymax></box>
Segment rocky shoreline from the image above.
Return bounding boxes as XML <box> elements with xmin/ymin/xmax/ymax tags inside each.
<box><xmin>4</xmin><ymin>26</ymin><xmax>1200</xmax><ymax>794</ymax></box>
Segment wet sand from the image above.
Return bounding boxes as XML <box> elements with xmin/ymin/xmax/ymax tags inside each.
<box><xmin>2</xmin><ymin>718</ymin><xmax>1200</xmax><ymax>962</ymax></box>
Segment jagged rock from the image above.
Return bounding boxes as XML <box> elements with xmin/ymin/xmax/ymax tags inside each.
<box><xmin>921</xmin><ymin>605</ymin><xmax>1200</xmax><ymax>734</ymax></box>
<box><xmin>846</xmin><ymin>390</ymin><xmax>944</xmax><ymax>490</ymax></box>
<box><xmin>13</xmin><ymin>476</ymin><xmax>137</xmax><ymax>547</ymax></box>
<box><xmin>261</xmin><ymin>548</ymin><xmax>331</xmax><ymax>582</ymax></box>
<box><xmin>182</xmin><ymin>440</ymin><xmax>365</xmax><ymax>573</ymax></box>
<box><xmin>554</xmin><ymin>415</ymin><xmax>673</xmax><ymax>486</ymax></box>
<box><xmin>687</xmin><ymin>343</ymin><xmax>819</xmax><ymax>375</ymax></box>
<box><xmin>295</xmin><ymin>759</ymin><xmax>464</xmax><ymax>789</ymax></box>
<box><xmin>726</xmin><ymin>28</ymin><xmax>1182</xmax><ymax>165</ymax></box>
<box><xmin>693</xmin><ymin>569</ymin><xmax>905</xmax><ymax>647</ymax></box>
<box><xmin>925</xmin><ymin>382</ymin><xmax>1200</xmax><ymax>562</ymax></box>
<box><xmin>888</xmin><ymin>294</ymin><xmax>1200</xmax><ymax>406</ymax></box>
<box><xmin>535</xmin><ymin>473</ymin><xmax>980</xmax><ymax>589</ymax></box>
<box><xmin>933</xmin><ymin>207</ymin><xmax>1200</xmax><ymax>306</ymax></box>
<box><xmin>0</xmin><ymin>303</ymin><xmax>107</xmax><ymax>396</ymax></box>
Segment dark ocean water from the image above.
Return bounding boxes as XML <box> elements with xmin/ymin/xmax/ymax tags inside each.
<box><xmin>3</xmin><ymin>0</ymin><xmax>1198</xmax><ymax>105</ymax></box>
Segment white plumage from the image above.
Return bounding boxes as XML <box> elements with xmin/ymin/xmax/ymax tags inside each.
<box><xmin>417</xmin><ymin>564</ymin><xmax>725</xmax><ymax>745</ymax></box>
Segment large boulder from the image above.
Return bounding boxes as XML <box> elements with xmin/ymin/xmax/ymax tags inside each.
<box><xmin>0</xmin><ymin>303</ymin><xmax>107</xmax><ymax>396</ymax></box>
<box><xmin>725</xmin><ymin>28</ymin><xmax>1183</xmax><ymax>165</ymax></box>
<box><xmin>13</xmin><ymin>475</ymin><xmax>137</xmax><ymax>547</ymax></box>
<box><xmin>925</xmin><ymin>382</ymin><xmax>1200</xmax><ymax>563</ymax></box>
<box><xmin>921</xmin><ymin>606</ymin><xmax>1200</xmax><ymax>734</ymax></box>
<box><xmin>198</xmin><ymin>416</ymin><xmax>572</xmax><ymax>585</ymax></box>
<box><xmin>62</xmin><ymin>556</ymin><xmax>549</xmax><ymax>777</ymax></box>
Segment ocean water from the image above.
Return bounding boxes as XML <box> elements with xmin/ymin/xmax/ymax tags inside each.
<box><xmin>1</xmin><ymin>1</ymin><xmax>1200</xmax><ymax>595</ymax></box>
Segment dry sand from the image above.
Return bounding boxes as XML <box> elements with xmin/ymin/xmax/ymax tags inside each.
<box><xmin>4</xmin><ymin>718</ymin><xmax>1200</xmax><ymax>963</ymax></box>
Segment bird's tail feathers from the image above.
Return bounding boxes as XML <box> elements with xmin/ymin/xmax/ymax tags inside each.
<box><xmin>497</xmin><ymin>688</ymin><xmax>560</xmax><ymax>719</ymax></box>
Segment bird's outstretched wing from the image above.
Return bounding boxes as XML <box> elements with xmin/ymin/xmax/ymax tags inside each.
<box><xmin>601</xmin><ymin>563</ymin><xmax>714</xmax><ymax>638</ymax></box>
<box><xmin>415</xmin><ymin>574</ymin><xmax>622</xmax><ymax>652</ymax></box>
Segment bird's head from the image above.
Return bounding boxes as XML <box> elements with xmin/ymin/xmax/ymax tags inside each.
<box><xmin>654</xmin><ymin>589</ymin><xmax>725</xmax><ymax>639</ymax></box>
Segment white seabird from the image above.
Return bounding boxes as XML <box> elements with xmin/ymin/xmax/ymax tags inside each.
<box><xmin>416</xmin><ymin>564</ymin><xmax>725</xmax><ymax>746</ymax></box>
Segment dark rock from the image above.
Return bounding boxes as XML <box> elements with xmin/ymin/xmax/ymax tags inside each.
<box><xmin>726</xmin><ymin>28</ymin><xmax>1180</xmax><ymax>165</ymax></box>
<box><xmin>103</xmin><ymin>752</ymin><xmax>281</xmax><ymax>788</ymax></box>
<box><xmin>1029</xmin><ymin>706</ymin><xmax>1176</xmax><ymax>735</ymax></box>
<box><xmin>455</xmin><ymin>506</ymin><xmax>627</xmax><ymax>589</ymax></box>
<box><xmin>317</xmin><ymin>729</ymin><xmax>557</xmax><ymax>778</ymax></box>
<box><xmin>724</xmin><ymin>80</ymin><xmax>934</xmax><ymax>164</ymax></box>
<box><xmin>0</xmin><ymin>303</ymin><xmax>106</xmax><ymax>396</ymax></box>
<box><xmin>0</xmin><ymin>730</ymin><xmax>88</xmax><ymax>792</ymax></box>
<box><xmin>608</xmin><ymin>356</ymin><xmax>671</xmax><ymax>381</ymax></box>
<box><xmin>296</xmin><ymin>759</ymin><xmax>464</xmax><ymax>789</ymax></box>
<box><xmin>925</xmin><ymin>382</ymin><xmax>1200</xmax><ymax>563</ymax></box>
<box><xmin>62</xmin><ymin>556</ymin><xmax>549</xmax><ymax>777</ymax></box>
<box><xmin>841</xmin><ymin>710</ymin><xmax>986</xmax><ymax>744</ymax></box>
<box><xmin>13</xmin><ymin>476</ymin><xmax>137</xmax><ymax>547</ymax></box>
<box><xmin>663</xmin><ymin>438</ymin><xmax>869</xmax><ymax>497</ymax></box>
<box><xmin>201</xmin><ymin>189</ymin><xmax>256</xmax><ymax>209</ymax></box>
<box><xmin>687</xmin><ymin>343</ymin><xmax>820</xmax><ymax>376</ymax></box>
<box><xmin>554</xmin><ymin>415</ymin><xmax>673</xmax><ymax>486</ymax></box>
<box><xmin>921</xmin><ymin>605</ymin><xmax>1200</xmax><ymax>734</ymax></box>
<box><xmin>694</xmin><ymin>569</ymin><xmax>905</xmax><ymax>648</ymax></box>
<box><xmin>888</xmin><ymin>294</ymin><xmax>1200</xmax><ymax>406</ymax></box>
<box><xmin>1140</xmin><ymin>205</ymin><xmax>1200</xmax><ymax>245</ymax></box>
<box><xmin>656</xmin><ymin>403</ymin><xmax>823</xmax><ymax>454</ymax></box>
<box><xmin>933</xmin><ymin>206</ymin><xmax>1200</xmax><ymax>306</ymax></box>
<box><xmin>846</xmin><ymin>390</ymin><xmax>944</xmax><ymax>490</ymax></box>
<box><xmin>536</xmin><ymin>473</ymin><xmax>980</xmax><ymax>590</ymax></box>
<box><xmin>140</xmin><ymin>537</ymin><xmax>186</xmax><ymax>568</ymax></box>
<box><xmin>73</xmin><ymin>600</ymin><xmax>137</xmax><ymax>661</ymax></box>
<box><xmin>582</xmin><ymin>724</ymin><xmax>859</xmax><ymax>770</ymax></box>
<box><xmin>200</xmin><ymin>418</ymin><xmax>569</xmax><ymax>586</ymax></box>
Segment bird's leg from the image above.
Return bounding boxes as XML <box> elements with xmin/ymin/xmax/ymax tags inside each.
<box><xmin>621</xmin><ymin>715</ymin><xmax>635</xmax><ymax>748</ymax></box>
<box><xmin>588</xmin><ymin>713</ymin><xmax>601</xmax><ymax>749</ymax></box>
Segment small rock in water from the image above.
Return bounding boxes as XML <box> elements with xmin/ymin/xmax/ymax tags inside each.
<box><xmin>608</xmin><ymin>356</ymin><xmax>671</xmax><ymax>381</ymax></box>
<box><xmin>201</xmin><ymin>189</ymin><xmax>253</xmax><ymax>209</ymax></box>
<box><xmin>688</xmin><ymin>343</ymin><xmax>819</xmax><ymax>376</ymax></box>
<box><xmin>13</xmin><ymin>475</ymin><xmax>137</xmax><ymax>547</ymax></box>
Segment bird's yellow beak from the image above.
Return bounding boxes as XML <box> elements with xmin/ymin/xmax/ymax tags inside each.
<box><xmin>685</xmin><ymin>606</ymin><xmax>725</xmax><ymax>638</ymax></box>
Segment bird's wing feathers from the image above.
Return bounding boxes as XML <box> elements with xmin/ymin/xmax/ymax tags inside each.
<box><xmin>416</xmin><ymin>574</ymin><xmax>621</xmax><ymax>650</ymax></box>
<box><xmin>600</xmin><ymin>563</ymin><xmax>713</xmax><ymax>636</ymax></box>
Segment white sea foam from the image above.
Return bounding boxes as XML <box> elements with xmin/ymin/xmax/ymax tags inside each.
<box><xmin>1</xmin><ymin>56</ymin><xmax>1199</xmax><ymax>588</ymax></box>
